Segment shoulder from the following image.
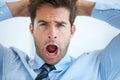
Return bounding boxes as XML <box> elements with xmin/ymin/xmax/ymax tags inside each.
<box><xmin>0</xmin><ymin>44</ymin><xmax>31</xmax><ymax>66</ymax></box>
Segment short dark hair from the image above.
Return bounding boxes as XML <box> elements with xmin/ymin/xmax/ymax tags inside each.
<box><xmin>28</xmin><ymin>0</ymin><xmax>76</xmax><ymax>26</ymax></box>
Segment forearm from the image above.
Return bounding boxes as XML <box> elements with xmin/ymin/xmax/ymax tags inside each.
<box><xmin>75</xmin><ymin>0</ymin><xmax>95</xmax><ymax>16</ymax></box>
<box><xmin>7</xmin><ymin>0</ymin><xmax>29</xmax><ymax>17</ymax></box>
<box><xmin>0</xmin><ymin>2</ymin><xmax>12</xmax><ymax>21</ymax></box>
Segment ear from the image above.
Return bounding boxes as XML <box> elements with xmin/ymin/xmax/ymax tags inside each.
<box><xmin>29</xmin><ymin>23</ymin><xmax>34</xmax><ymax>35</ymax></box>
<box><xmin>71</xmin><ymin>24</ymin><xmax>76</xmax><ymax>37</ymax></box>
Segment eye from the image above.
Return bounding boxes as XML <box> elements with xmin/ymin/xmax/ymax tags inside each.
<box><xmin>57</xmin><ymin>23</ymin><xmax>65</xmax><ymax>28</ymax></box>
<box><xmin>39</xmin><ymin>22</ymin><xmax>47</xmax><ymax>26</ymax></box>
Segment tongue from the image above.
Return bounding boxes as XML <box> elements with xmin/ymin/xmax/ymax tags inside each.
<box><xmin>47</xmin><ymin>45</ymin><xmax>57</xmax><ymax>53</ymax></box>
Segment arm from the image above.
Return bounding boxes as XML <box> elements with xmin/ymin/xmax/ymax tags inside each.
<box><xmin>75</xmin><ymin>0</ymin><xmax>95</xmax><ymax>16</ymax></box>
<box><xmin>7</xmin><ymin>0</ymin><xmax>29</xmax><ymax>17</ymax></box>
<box><xmin>98</xmin><ymin>33</ymin><xmax>120</xmax><ymax>80</ymax></box>
<box><xmin>75</xmin><ymin>0</ymin><xmax>120</xmax><ymax>29</ymax></box>
<box><xmin>0</xmin><ymin>0</ymin><xmax>29</xmax><ymax>21</ymax></box>
<box><xmin>76</xmin><ymin>1</ymin><xmax>120</xmax><ymax>79</ymax></box>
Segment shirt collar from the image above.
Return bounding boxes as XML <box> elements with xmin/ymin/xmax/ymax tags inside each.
<box><xmin>30</xmin><ymin>54</ymin><xmax>45</xmax><ymax>70</ymax></box>
<box><xmin>30</xmin><ymin>53</ymin><xmax>74</xmax><ymax>71</ymax></box>
<box><xmin>54</xmin><ymin>54</ymin><xmax>73</xmax><ymax>71</ymax></box>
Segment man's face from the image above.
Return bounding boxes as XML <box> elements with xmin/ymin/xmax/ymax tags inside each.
<box><xmin>30</xmin><ymin>5</ymin><xmax>75</xmax><ymax>65</ymax></box>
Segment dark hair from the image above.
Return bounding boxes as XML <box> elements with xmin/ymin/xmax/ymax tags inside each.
<box><xmin>28</xmin><ymin>0</ymin><xmax>76</xmax><ymax>26</ymax></box>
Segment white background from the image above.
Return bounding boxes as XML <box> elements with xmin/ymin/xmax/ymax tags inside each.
<box><xmin>0</xmin><ymin>0</ymin><xmax>120</xmax><ymax>58</ymax></box>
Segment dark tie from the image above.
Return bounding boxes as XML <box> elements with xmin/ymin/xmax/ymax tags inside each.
<box><xmin>35</xmin><ymin>63</ymin><xmax>55</xmax><ymax>80</ymax></box>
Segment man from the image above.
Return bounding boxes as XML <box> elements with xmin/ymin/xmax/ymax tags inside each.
<box><xmin>0</xmin><ymin>0</ymin><xmax>120</xmax><ymax>80</ymax></box>
<box><xmin>0</xmin><ymin>0</ymin><xmax>76</xmax><ymax>80</ymax></box>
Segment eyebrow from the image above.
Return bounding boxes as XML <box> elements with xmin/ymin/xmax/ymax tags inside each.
<box><xmin>38</xmin><ymin>20</ymin><xmax>67</xmax><ymax>25</ymax></box>
<box><xmin>55</xmin><ymin>21</ymin><xmax>67</xmax><ymax>25</ymax></box>
<box><xmin>38</xmin><ymin>20</ymin><xmax>46</xmax><ymax>23</ymax></box>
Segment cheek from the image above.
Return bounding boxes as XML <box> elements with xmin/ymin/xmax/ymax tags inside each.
<box><xmin>60</xmin><ymin>31</ymin><xmax>71</xmax><ymax>46</ymax></box>
<box><xmin>33</xmin><ymin>30</ymin><xmax>47</xmax><ymax>47</ymax></box>
<box><xmin>63</xmin><ymin>29</ymin><xmax>71</xmax><ymax>39</ymax></box>
<box><xmin>33</xmin><ymin>28</ymin><xmax>46</xmax><ymax>40</ymax></box>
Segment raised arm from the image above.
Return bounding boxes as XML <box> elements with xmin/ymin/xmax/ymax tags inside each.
<box><xmin>7</xmin><ymin>0</ymin><xmax>29</xmax><ymax>17</ymax></box>
<box><xmin>75</xmin><ymin>0</ymin><xmax>120</xmax><ymax>29</ymax></box>
<box><xmin>75</xmin><ymin>0</ymin><xmax>95</xmax><ymax>16</ymax></box>
<box><xmin>0</xmin><ymin>0</ymin><xmax>29</xmax><ymax>21</ymax></box>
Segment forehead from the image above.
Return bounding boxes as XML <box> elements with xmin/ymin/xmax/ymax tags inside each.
<box><xmin>35</xmin><ymin>5</ymin><xmax>70</xmax><ymax>22</ymax></box>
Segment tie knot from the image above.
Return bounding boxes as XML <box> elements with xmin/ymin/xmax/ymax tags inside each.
<box><xmin>41</xmin><ymin>63</ymin><xmax>55</xmax><ymax>72</ymax></box>
<box><xmin>35</xmin><ymin>63</ymin><xmax>55</xmax><ymax>80</ymax></box>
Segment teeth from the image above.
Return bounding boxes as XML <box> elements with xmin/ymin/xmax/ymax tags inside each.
<box><xmin>49</xmin><ymin>52</ymin><xmax>55</xmax><ymax>54</ymax></box>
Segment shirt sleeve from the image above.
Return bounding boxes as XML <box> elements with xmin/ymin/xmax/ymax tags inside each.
<box><xmin>0</xmin><ymin>2</ymin><xmax>12</xmax><ymax>21</ymax></box>
<box><xmin>91</xmin><ymin>2</ymin><xmax>120</xmax><ymax>29</ymax></box>
<box><xmin>94</xmin><ymin>1</ymin><xmax>120</xmax><ymax>10</ymax></box>
<box><xmin>98</xmin><ymin>33</ymin><xmax>120</xmax><ymax>80</ymax></box>
<box><xmin>0</xmin><ymin>44</ymin><xmax>4</xmax><ymax>80</ymax></box>
<box><xmin>0</xmin><ymin>44</ymin><xmax>19</xmax><ymax>80</ymax></box>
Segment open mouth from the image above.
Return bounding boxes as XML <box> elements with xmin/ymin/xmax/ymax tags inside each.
<box><xmin>46</xmin><ymin>45</ymin><xmax>58</xmax><ymax>53</ymax></box>
<box><xmin>44</xmin><ymin>44</ymin><xmax>59</xmax><ymax>58</ymax></box>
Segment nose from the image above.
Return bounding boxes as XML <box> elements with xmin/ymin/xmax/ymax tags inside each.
<box><xmin>48</xmin><ymin>27</ymin><xmax>57</xmax><ymax>39</ymax></box>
